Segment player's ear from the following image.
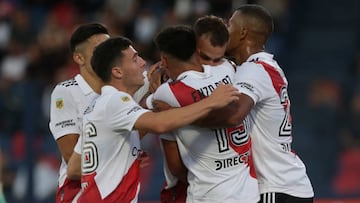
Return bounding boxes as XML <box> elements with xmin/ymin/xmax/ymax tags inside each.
<box><xmin>160</xmin><ymin>55</ymin><xmax>168</xmax><ymax>69</ymax></box>
<box><xmin>239</xmin><ymin>27</ymin><xmax>248</xmax><ymax>40</ymax></box>
<box><xmin>112</xmin><ymin>66</ymin><xmax>123</xmax><ymax>79</ymax></box>
<box><xmin>195</xmin><ymin>49</ymin><xmax>202</xmax><ymax>64</ymax></box>
<box><xmin>73</xmin><ymin>53</ymin><xmax>85</xmax><ymax>65</ymax></box>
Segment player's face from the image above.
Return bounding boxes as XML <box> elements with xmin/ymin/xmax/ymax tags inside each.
<box><xmin>226</xmin><ymin>11</ymin><xmax>242</xmax><ymax>55</ymax></box>
<box><xmin>120</xmin><ymin>46</ymin><xmax>146</xmax><ymax>90</ymax></box>
<box><xmin>197</xmin><ymin>35</ymin><xmax>226</xmax><ymax>66</ymax></box>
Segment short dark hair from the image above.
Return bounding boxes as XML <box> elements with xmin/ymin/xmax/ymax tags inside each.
<box><xmin>193</xmin><ymin>15</ymin><xmax>229</xmax><ymax>47</ymax></box>
<box><xmin>236</xmin><ymin>4</ymin><xmax>273</xmax><ymax>38</ymax></box>
<box><xmin>154</xmin><ymin>25</ymin><xmax>196</xmax><ymax>61</ymax></box>
<box><xmin>91</xmin><ymin>36</ymin><xmax>132</xmax><ymax>83</ymax></box>
<box><xmin>70</xmin><ymin>23</ymin><xmax>109</xmax><ymax>53</ymax></box>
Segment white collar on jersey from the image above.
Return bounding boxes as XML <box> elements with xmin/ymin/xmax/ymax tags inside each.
<box><xmin>246</xmin><ymin>52</ymin><xmax>274</xmax><ymax>63</ymax></box>
<box><xmin>75</xmin><ymin>74</ymin><xmax>95</xmax><ymax>96</ymax></box>
<box><xmin>176</xmin><ymin>66</ymin><xmax>213</xmax><ymax>81</ymax></box>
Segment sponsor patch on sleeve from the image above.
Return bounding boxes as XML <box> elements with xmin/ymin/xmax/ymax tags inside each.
<box><xmin>55</xmin><ymin>119</ymin><xmax>76</xmax><ymax>128</ymax></box>
<box><xmin>127</xmin><ymin>106</ymin><xmax>142</xmax><ymax>115</ymax></box>
<box><xmin>236</xmin><ymin>82</ymin><xmax>254</xmax><ymax>92</ymax></box>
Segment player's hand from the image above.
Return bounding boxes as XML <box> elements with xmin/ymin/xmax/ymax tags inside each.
<box><xmin>139</xmin><ymin>151</ymin><xmax>150</xmax><ymax>169</ymax></box>
<box><xmin>148</xmin><ymin>62</ymin><xmax>169</xmax><ymax>93</ymax></box>
<box><xmin>152</xmin><ymin>100</ymin><xmax>173</xmax><ymax>112</ymax></box>
<box><xmin>147</xmin><ymin>61</ymin><xmax>161</xmax><ymax>79</ymax></box>
<box><xmin>207</xmin><ymin>84</ymin><xmax>240</xmax><ymax>109</ymax></box>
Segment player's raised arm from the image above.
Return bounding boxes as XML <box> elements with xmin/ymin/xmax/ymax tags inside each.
<box><xmin>134</xmin><ymin>84</ymin><xmax>239</xmax><ymax>134</ymax></box>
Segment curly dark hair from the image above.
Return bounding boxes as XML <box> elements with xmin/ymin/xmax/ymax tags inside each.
<box><xmin>154</xmin><ymin>25</ymin><xmax>196</xmax><ymax>61</ymax></box>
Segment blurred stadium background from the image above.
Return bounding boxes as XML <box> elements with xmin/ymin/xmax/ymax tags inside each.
<box><xmin>0</xmin><ymin>0</ymin><xmax>359</xmax><ymax>202</ymax></box>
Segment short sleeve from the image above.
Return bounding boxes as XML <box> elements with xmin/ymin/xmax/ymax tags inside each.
<box><xmin>49</xmin><ymin>85</ymin><xmax>80</xmax><ymax>140</ymax></box>
<box><xmin>234</xmin><ymin>63</ymin><xmax>273</xmax><ymax>104</ymax></box>
<box><xmin>153</xmin><ymin>83</ymin><xmax>181</xmax><ymax>107</ymax></box>
<box><xmin>107</xmin><ymin>92</ymin><xmax>150</xmax><ymax>133</ymax></box>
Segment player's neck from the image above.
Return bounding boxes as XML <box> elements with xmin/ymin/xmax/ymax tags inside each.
<box><xmin>185</xmin><ymin>54</ymin><xmax>203</xmax><ymax>72</ymax></box>
<box><xmin>184</xmin><ymin>62</ymin><xmax>203</xmax><ymax>73</ymax></box>
<box><xmin>234</xmin><ymin>42</ymin><xmax>264</xmax><ymax>64</ymax></box>
<box><xmin>246</xmin><ymin>40</ymin><xmax>265</xmax><ymax>57</ymax></box>
<box><xmin>80</xmin><ymin>69</ymin><xmax>103</xmax><ymax>94</ymax></box>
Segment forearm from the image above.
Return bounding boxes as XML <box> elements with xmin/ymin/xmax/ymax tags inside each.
<box><xmin>136</xmin><ymin>84</ymin><xmax>240</xmax><ymax>133</ymax></box>
<box><xmin>195</xmin><ymin>103</ymin><xmax>240</xmax><ymax>127</ymax></box>
<box><xmin>167</xmin><ymin>97</ymin><xmax>214</xmax><ymax>120</ymax></box>
<box><xmin>150</xmin><ymin>98</ymin><xmax>215</xmax><ymax>133</ymax></box>
<box><xmin>161</xmin><ymin>139</ymin><xmax>188</xmax><ymax>183</ymax></box>
<box><xmin>173</xmin><ymin>168</ymin><xmax>188</xmax><ymax>183</ymax></box>
<box><xmin>56</xmin><ymin>134</ymin><xmax>79</xmax><ymax>163</ymax></box>
<box><xmin>67</xmin><ymin>152</ymin><xmax>81</xmax><ymax>180</ymax></box>
<box><xmin>197</xmin><ymin>94</ymin><xmax>253</xmax><ymax>128</ymax></box>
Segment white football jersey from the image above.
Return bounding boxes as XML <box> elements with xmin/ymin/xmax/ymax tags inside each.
<box><xmin>73</xmin><ymin>72</ymin><xmax>149</xmax><ymax>155</ymax></box>
<box><xmin>72</xmin><ymin>72</ymin><xmax>149</xmax><ymax>155</ymax></box>
<box><xmin>234</xmin><ymin>52</ymin><xmax>314</xmax><ymax>197</ymax></box>
<box><xmin>154</xmin><ymin>61</ymin><xmax>259</xmax><ymax>203</ymax></box>
<box><xmin>79</xmin><ymin>85</ymin><xmax>149</xmax><ymax>201</ymax></box>
<box><xmin>49</xmin><ymin>74</ymin><xmax>99</xmax><ymax>188</ymax></box>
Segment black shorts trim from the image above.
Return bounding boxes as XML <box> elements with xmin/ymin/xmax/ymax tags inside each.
<box><xmin>259</xmin><ymin>192</ymin><xmax>313</xmax><ymax>203</ymax></box>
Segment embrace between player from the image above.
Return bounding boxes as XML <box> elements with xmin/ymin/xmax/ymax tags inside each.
<box><xmin>49</xmin><ymin>4</ymin><xmax>314</xmax><ymax>203</ymax></box>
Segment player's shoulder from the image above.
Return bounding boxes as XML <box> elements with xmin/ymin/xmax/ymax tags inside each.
<box><xmin>58</xmin><ymin>78</ymin><xmax>79</xmax><ymax>88</ymax></box>
<box><xmin>242</xmin><ymin>53</ymin><xmax>279</xmax><ymax>70</ymax></box>
<box><xmin>52</xmin><ymin>78</ymin><xmax>80</xmax><ymax>92</ymax></box>
<box><xmin>94</xmin><ymin>90</ymin><xmax>132</xmax><ymax>116</ymax></box>
<box><xmin>242</xmin><ymin>60</ymin><xmax>261</xmax><ymax>68</ymax></box>
<box><xmin>153</xmin><ymin>81</ymin><xmax>178</xmax><ymax>103</ymax></box>
<box><xmin>153</xmin><ymin>81</ymin><xmax>171</xmax><ymax>97</ymax></box>
<box><xmin>107</xmin><ymin>90</ymin><xmax>134</xmax><ymax>106</ymax></box>
<box><xmin>50</xmin><ymin>77</ymin><xmax>83</xmax><ymax>101</ymax></box>
<box><xmin>166</xmin><ymin>79</ymin><xmax>193</xmax><ymax>94</ymax></box>
<box><xmin>234</xmin><ymin>61</ymin><xmax>272</xmax><ymax>85</ymax></box>
<box><xmin>237</xmin><ymin>60</ymin><xmax>266</xmax><ymax>74</ymax></box>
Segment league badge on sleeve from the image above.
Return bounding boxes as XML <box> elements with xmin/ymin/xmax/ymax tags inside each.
<box><xmin>56</xmin><ymin>98</ymin><xmax>64</xmax><ymax>109</ymax></box>
<box><xmin>121</xmin><ymin>96</ymin><xmax>131</xmax><ymax>102</ymax></box>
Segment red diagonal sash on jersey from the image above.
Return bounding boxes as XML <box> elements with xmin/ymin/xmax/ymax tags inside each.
<box><xmin>256</xmin><ymin>62</ymin><xmax>285</xmax><ymax>103</ymax></box>
<box><xmin>78</xmin><ymin>160</ymin><xmax>140</xmax><ymax>202</ymax></box>
<box><xmin>256</xmin><ymin>61</ymin><xmax>293</xmax><ymax>145</ymax></box>
<box><xmin>256</xmin><ymin>61</ymin><xmax>291</xmax><ymax>118</ymax></box>
<box><xmin>169</xmin><ymin>80</ymin><xmax>205</xmax><ymax>106</ymax></box>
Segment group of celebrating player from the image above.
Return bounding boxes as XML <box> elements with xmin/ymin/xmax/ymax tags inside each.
<box><xmin>49</xmin><ymin>4</ymin><xmax>314</xmax><ymax>203</ymax></box>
